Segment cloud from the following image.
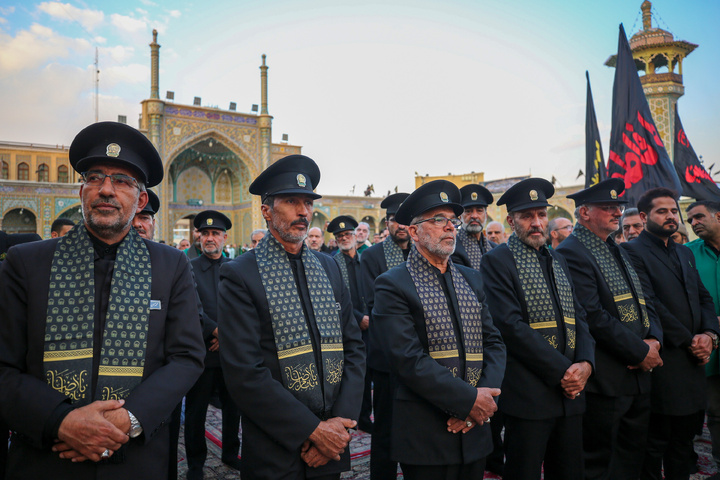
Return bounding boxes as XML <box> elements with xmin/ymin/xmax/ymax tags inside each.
<box><xmin>0</xmin><ymin>23</ymin><xmax>91</xmax><ymax>77</ymax></box>
<box><xmin>0</xmin><ymin>6</ymin><xmax>15</xmax><ymax>16</ymax></box>
<box><xmin>0</xmin><ymin>62</ymin><xmax>96</xmax><ymax>144</ymax></box>
<box><xmin>138</xmin><ymin>0</ymin><xmax>158</xmax><ymax>6</ymax></box>
<box><xmin>102</xmin><ymin>63</ymin><xmax>149</xmax><ymax>88</ymax></box>
<box><xmin>169</xmin><ymin>10</ymin><xmax>181</xmax><ymax>18</ymax></box>
<box><xmin>37</xmin><ymin>2</ymin><xmax>104</xmax><ymax>32</ymax></box>
<box><xmin>111</xmin><ymin>13</ymin><xmax>146</xmax><ymax>34</ymax></box>
<box><xmin>100</xmin><ymin>45</ymin><xmax>135</xmax><ymax>63</ymax></box>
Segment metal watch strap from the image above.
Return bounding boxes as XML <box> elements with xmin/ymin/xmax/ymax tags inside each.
<box><xmin>127</xmin><ymin>410</ymin><xmax>143</xmax><ymax>438</ymax></box>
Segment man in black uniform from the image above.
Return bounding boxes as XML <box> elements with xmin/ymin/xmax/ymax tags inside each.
<box><xmin>0</xmin><ymin>230</ymin><xmax>41</xmax><ymax>480</ymax></box>
<box><xmin>452</xmin><ymin>184</ymin><xmax>496</xmax><ymax>269</ymax></box>
<box><xmin>130</xmin><ymin>188</ymin><xmax>185</xmax><ymax>480</ymax></box>
<box><xmin>359</xmin><ymin>192</ymin><xmax>410</xmax><ymax>480</ymax></box>
<box><xmin>217</xmin><ymin>155</ymin><xmax>365</xmax><ymax>480</ymax></box>
<box><xmin>450</xmin><ymin>182</ymin><xmax>504</xmax><ymax>475</ymax></box>
<box><xmin>373</xmin><ymin>180</ymin><xmax>505</xmax><ymax>480</ymax></box>
<box><xmin>131</xmin><ymin>189</ymin><xmax>159</xmax><ymax>241</ymax></box>
<box><xmin>480</xmin><ymin>177</ymin><xmax>595</xmax><ymax>480</ymax></box>
<box><xmin>327</xmin><ymin>215</ymin><xmax>372</xmax><ymax>432</ymax></box>
<box><xmin>185</xmin><ymin>210</ymin><xmax>242</xmax><ymax>479</ymax></box>
<box><xmin>0</xmin><ymin>121</ymin><xmax>205</xmax><ymax>479</ymax></box>
<box><xmin>621</xmin><ymin>187</ymin><xmax>720</xmax><ymax>480</ymax></box>
<box><xmin>555</xmin><ymin>178</ymin><xmax>663</xmax><ymax>479</ymax></box>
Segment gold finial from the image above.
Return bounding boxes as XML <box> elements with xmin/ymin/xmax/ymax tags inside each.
<box><xmin>152</xmin><ymin>29</ymin><xmax>158</xmax><ymax>43</ymax></box>
<box><xmin>641</xmin><ymin>1</ymin><xmax>652</xmax><ymax>31</ymax></box>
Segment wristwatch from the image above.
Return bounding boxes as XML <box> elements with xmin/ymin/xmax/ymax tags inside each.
<box><xmin>705</xmin><ymin>331</ymin><xmax>719</xmax><ymax>350</ymax></box>
<box><xmin>127</xmin><ymin>410</ymin><xmax>143</xmax><ymax>438</ymax></box>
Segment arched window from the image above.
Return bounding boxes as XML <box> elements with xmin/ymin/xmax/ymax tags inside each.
<box><xmin>37</xmin><ymin>163</ymin><xmax>49</xmax><ymax>182</ymax></box>
<box><xmin>57</xmin><ymin>165</ymin><xmax>68</xmax><ymax>183</ymax></box>
<box><xmin>1</xmin><ymin>161</ymin><xmax>8</xmax><ymax>180</ymax></box>
<box><xmin>17</xmin><ymin>162</ymin><xmax>29</xmax><ymax>181</ymax></box>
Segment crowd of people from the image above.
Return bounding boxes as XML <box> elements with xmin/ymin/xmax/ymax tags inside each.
<box><xmin>1</xmin><ymin>120</ymin><xmax>720</xmax><ymax>480</ymax></box>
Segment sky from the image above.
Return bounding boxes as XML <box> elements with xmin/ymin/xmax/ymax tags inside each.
<box><xmin>0</xmin><ymin>0</ymin><xmax>718</xmax><ymax>196</ymax></box>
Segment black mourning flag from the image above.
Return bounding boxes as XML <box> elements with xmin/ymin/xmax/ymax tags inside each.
<box><xmin>585</xmin><ymin>71</ymin><xmax>606</xmax><ymax>188</ymax></box>
<box><xmin>607</xmin><ymin>24</ymin><xmax>682</xmax><ymax>206</ymax></box>
<box><xmin>674</xmin><ymin>106</ymin><xmax>720</xmax><ymax>201</ymax></box>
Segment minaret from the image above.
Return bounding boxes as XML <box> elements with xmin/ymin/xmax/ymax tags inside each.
<box><xmin>150</xmin><ymin>29</ymin><xmax>160</xmax><ymax>100</ymax></box>
<box><xmin>145</xmin><ymin>29</ymin><xmax>166</xmax><ymax>238</ymax></box>
<box><xmin>258</xmin><ymin>54</ymin><xmax>273</xmax><ymax>170</ymax></box>
<box><xmin>606</xmin><ymin>1</ymin><xmax>697</xmax><ymax>158</ymax></box>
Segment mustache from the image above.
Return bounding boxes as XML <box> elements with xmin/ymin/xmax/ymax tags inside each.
<box><xmin>528</xmin><ymin>228</ymin><xmax>544</xmax><ymax>234</ymax></box>
<box><xmin>291</xmin><ymin>219</ymin><xmax>309</xmax><ymax>227</ymax></box>
<box><xmin>92</xmin><ymin>197</ymin><xmax>121</xmax><ymax>208</ymax></box>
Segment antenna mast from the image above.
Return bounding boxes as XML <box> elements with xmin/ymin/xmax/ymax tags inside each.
<box><xmin>95</xmin><ymin>47</ymin><xmax>99</xmax><ymax>122</ymax></box>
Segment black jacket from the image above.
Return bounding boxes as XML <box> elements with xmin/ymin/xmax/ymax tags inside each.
<box><xmin>0</xmin><ymin>237</ymin><xmax>205</xmax><ymax>479</ymax></box>
<box><xmin>217</xmin><ymin>247</ymin><xmax>366</xmax><ymax>479</ymax></box>
<box><xmin>373</xmin><ymin>262</ymin><xmax>505</xmax><ymax>465</ymax></box>
<box><xmin>622</xmin><ymin>230</ymin><xmax>719</xmax><ymax>415</ymax></box>
<box><xmin>556</xmin><ymin>233</ymin><xmax>662</xmax><ymax>396</ymax></box>
<box><xmin>480</xmin><ymin>243</ymin><xmax>595</xmax><ymax>419</ymax></box>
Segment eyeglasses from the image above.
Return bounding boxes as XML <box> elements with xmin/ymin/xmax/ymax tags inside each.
<box><xmin>81</xmin><ymin>172</ymin><xmax>139</xmax><ymax>190</ymax></box>
<box><xmin>553</xmin><ymin>225</ymin><xmax>573</xmax><ymax>232</ymax></box>
<box><xmin>412</xmin><ymin>216</ymin><xmax>462</xmax><ymax>228</ymax></box>
<box><xmin>593</xmin><ymin>204</ymin><xmax>625</xmax><ymax>214</ymax></box>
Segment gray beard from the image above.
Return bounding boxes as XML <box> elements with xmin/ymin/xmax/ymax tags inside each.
<box><xmin>83</xmin><ymin>201</ymin><xmax>137</xmax><ymax>241</ymax></box>
<box><xmin>465</xmin><ymin>223</ymin><xmax>483</xmax><ymax>234</ymax></box>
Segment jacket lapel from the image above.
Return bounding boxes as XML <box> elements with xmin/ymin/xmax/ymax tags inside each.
<box><xmin>641</xmin><ymin>232</ymin><xmax>683</xmax><ymax>283</ymax></box>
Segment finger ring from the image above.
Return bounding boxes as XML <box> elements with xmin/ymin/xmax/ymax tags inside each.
<box><xmin>101</xmin><ymin>449</ymin><xmax>110</xmax><ymax>458</ymax></box>
<box><xmin>649</xmin><ymin>368</ymin><xmax>653</xmax><ymax>372</ymax></box>
<box><xmin>466</xmin><ymin>420</ymin><xmax>472</xmax><ymax>427</ymax></box>
<box><xmin>486</xmin><ymin>418</ymin><xmax>491</xmax><ymax>423</ymax></box>
<box><xmin>575</xmin><ymin>393</ymin><xmax>580</xmax><ymax>397</ymax></box>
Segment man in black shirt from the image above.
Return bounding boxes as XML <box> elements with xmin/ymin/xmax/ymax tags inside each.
<box><xmin>622</xmin><ymin>187</ymin><xmax>719</xmax><ymax>479</ymax></box>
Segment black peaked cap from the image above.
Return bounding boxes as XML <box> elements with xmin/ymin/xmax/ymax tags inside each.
<box><xmin>327</xmin><ymin>215</ymin><xmax>358</xmax><ymax>235</ymax></box>
<box><xmin>249</xmin><ymin>154</ymin><xmax>321</xmax><ymax>200</ymax></box>
<box><xmin>193</xmin><ymin>210</ymin><xmax>232</xmax><ymax>231</ymax></box>
<box><xmin>497</xmin><ymin>178</ymin><xmax>554</xmax><ymax>212</ymax></box>
<box><xmin>459</xmin><ymin>184</ymin><xmax>494</xmax><ymax>208</ymax></box>
<box><xmin>567</xmin><ymin>178</ymin><xmax>627</xmax><ymax>206</ymax></box>
<box><xmin>70</xmin><ymin>121</ymin><xmax>163</xmax><ymax>187</ymax></box>
<box><xmin>395</xmin><ymin>180</ymin><xmax>463</xmax><ymax>226</ymax></box>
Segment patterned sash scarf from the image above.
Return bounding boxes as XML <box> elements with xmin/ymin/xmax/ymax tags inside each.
<box><xmin>333</xmin><ymin>251</ymin><xmax>365</xmax><ymax>311</ymax></box>
<box><xmin>507</xmin><ymin>233</ymin><xmax>576</xmax><ymax>357</ymax></box>
<box><xmin>406</xmin><ymin>246</ymin><xmax>484</xmax><ymax>386</ymax></box>
<box><xmin>256</xmin><ymin>233</ymin><xmax>344</xmax><ymax>414</ymax></box>
<box><xmin>43</xmin><ymin>224</ymin><xmax>151</xmax><ymax>404</ymax></box>
<box><xmin>457</xmin><ymin>228</ymin><xmax>491</xmax><ymax>270</ymax></box>
<box><xmin>572</xmin><ymin>223</ymin><xmax>650</xmax><ymax>335</ymax></box>
<box><xmin>383</xmin><ymin>237</ymin><xmax>405</xmax><ymax>269</ymax></box>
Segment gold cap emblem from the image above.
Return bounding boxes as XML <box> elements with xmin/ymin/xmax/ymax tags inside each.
<box><xmin>610</xmin><ymin>189</ymin><xmax>617</xmax><ymax>199</ymax></box>
<box><xmin>297</xmin><ymin>174</ymin><xmax>306</xmax><ymax>187</ymax></box>
<box><xmin>207</xmin><ymin>218</ymin><xmax>213</xmax><ymax>226</ymax></box>
<box><xmin>339</xmin><ymin>222</ymin><xmax>345</xmax><ymax>229</ymax></box>
<box><xmin>471</xmin><ymin>192</ymin><xmax>478</xmax><ymax>201</ymax></box>
<box><xmin>106</xmin><ymin>143</ymin><xmax>121</xmax><ymax>157</ymax></box>
<box><xmin>529</xmin><ymin>190</ymin><xmax>538</xmax><ymax>201</ymax></box>
<box><xmin>440</xmin><ymin>192</ymin><xmax>449</xmax><ymax>202</ymax></box>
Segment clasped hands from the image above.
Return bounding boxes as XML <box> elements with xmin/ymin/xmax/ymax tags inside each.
<box><xmin>52</xmin><ymin>399</ymin><xmax>130</xmax><ymax>463</ymax></box>
<box><xmin>561</xmin><ymin>361</ymin><xmax>592</xmax><ymax>399</ymax></box>
<box><xmin>301</xmin><ymin>417</ymin><xmax>356</xmax><ymax>468</ymax></box>
<box><xmin>689</xmin><ymin>333</ymin><xmax>713</xmax><ymax>365</ymax></box>
<box><xmin>447</xmin><ymin>387</ymin><xmax>500</xmax><ymax>434</ymax></box>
